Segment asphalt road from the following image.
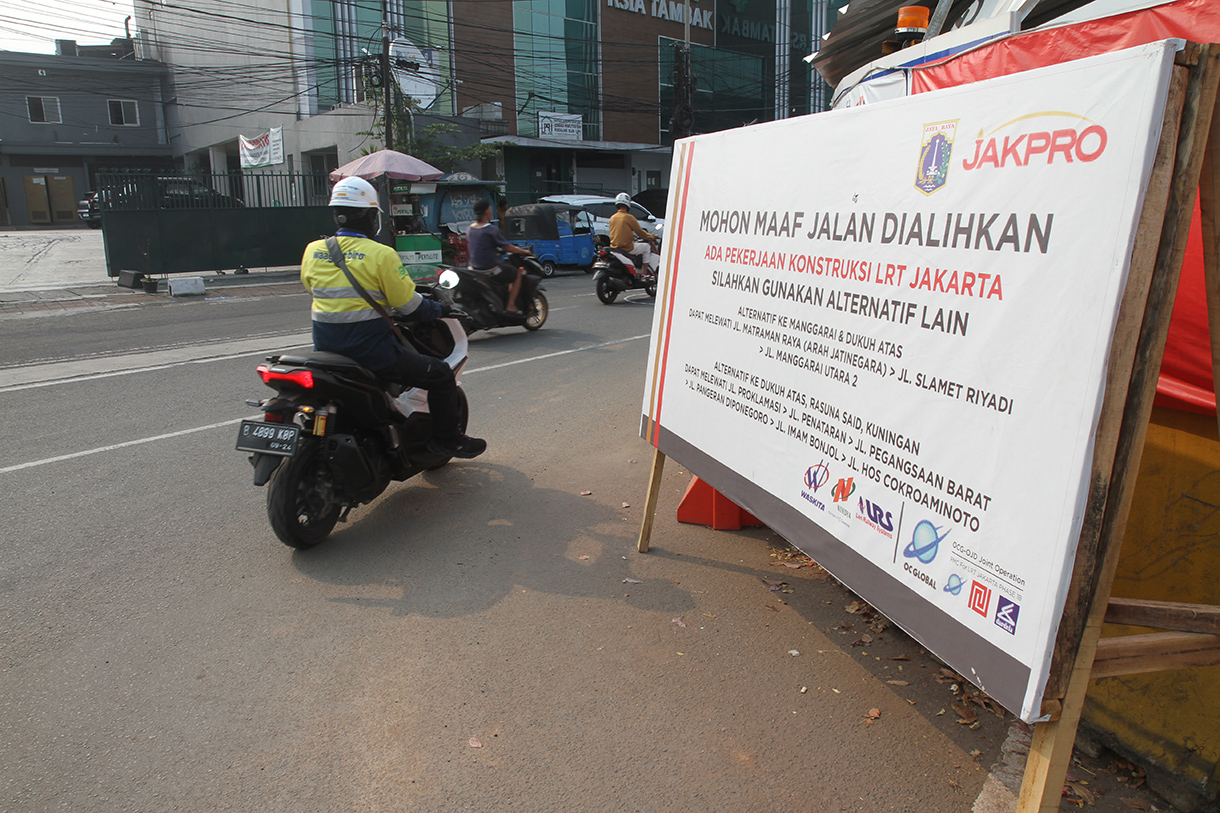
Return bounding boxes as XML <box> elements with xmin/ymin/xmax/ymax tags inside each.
<box><xmin>0</xmin><ymin>271</ymin><xmax>1165</xmax><ymax>812</ymax></box>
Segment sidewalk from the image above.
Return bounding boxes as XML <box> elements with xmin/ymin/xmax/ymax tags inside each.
<box><xmin>0</xmin><ymin>229</ymin><xmax>300</xmax><ymax>316</ymax></box>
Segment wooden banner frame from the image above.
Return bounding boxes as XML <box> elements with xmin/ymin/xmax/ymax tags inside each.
<box><xmin>636</xmin><ymin>41</ymin><xmax>1220</xmax><ymax>812</ymax></box>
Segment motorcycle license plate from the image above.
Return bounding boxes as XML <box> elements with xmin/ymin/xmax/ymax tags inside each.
<box><xmin>235</xmin><ymin>420</ymin><xmax>300</xmax><ymax>456</ymax></box>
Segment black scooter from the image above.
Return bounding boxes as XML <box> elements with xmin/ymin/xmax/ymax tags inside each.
<box><xmin>437</xmin><ymin>254</ymin><xmax>548</xmax><ymax>334</ymax></box>
<box><xmin>592</xmin><ymin>245</ymin><xmax>658</xmax><ymax>304</ymax></box>
<box><xmin>235</xmin><ymin>293</ymin><xmax>471</xmax><ymax>550</ymax></box>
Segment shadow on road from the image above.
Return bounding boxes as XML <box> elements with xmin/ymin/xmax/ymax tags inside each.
<box><xmin>288</xmin><ymin>461</ymin><xmax>696</xmax><ymax>619</ymax></box>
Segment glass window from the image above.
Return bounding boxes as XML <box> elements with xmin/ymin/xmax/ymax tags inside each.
<box><xmin>108</xmin><ymin>100</ymin><xmax>139</xmax><ymax>126</ymax></box>
<box><xmin>26</xmin><ymin>96</ymin><xmax>61</xmax><ymax>123</ymax></box>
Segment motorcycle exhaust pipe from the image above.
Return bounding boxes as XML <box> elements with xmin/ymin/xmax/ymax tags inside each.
<box><xmin>606</xmin><ymin>277</ymin><xmax>630</xmax><ymax>292</ymax></box>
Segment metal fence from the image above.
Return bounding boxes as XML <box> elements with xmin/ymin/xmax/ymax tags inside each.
<box><xmin>96</xmin><ymin>171</ymin><xmax>335</xmax><ymax>277</ymax></box>
<box><xmin>96</xmin><ymin>171</ymin><xmax>332</xmax><ymax>211</ymax></box>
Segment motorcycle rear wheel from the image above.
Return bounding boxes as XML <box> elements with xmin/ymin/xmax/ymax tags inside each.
<box><xmin>267</xmin><ymin>438</ymin><xmax>341</xmax><ymax>549</ymax></box>
<box><xmin>596</xmin><ymin>276</ymin><xmax>618</xmax><ymax>304</ymax></box>
<box><xmin>525</xmin><ymin>291</ymin><xmax>548</xmax><ymax>331</ymax></box>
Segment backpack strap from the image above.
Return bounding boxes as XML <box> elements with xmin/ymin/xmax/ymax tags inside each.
<box><xmin>325</xmin><ymin>236</ymin><xmax>407</xmax><ymax>344</ymax></box>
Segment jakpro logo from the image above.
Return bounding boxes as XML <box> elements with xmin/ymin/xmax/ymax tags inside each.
<box><xmin>961</xmin><ymin>113</ymin><xmax>1107</xmax><ymax>172</ymax></box>
<box><xmin>832</xmin><ymin>477</ymin><xmax>856</xmax><ymax>503</ymax></box>
<box><xmin>804</xmin><ymin>460</ymin><xmax>831</xmax><ymax>492</ymax></box>
<box><xmin>968</xmin><ymin>581</ymin><xmax>992</xmax><ymax>617</ymax></box>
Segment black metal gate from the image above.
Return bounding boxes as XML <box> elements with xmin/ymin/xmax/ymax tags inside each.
<box><xmin>97</xmin><ymin>172</ymin><xmax>335</xmax><ymax>277</ymax></box>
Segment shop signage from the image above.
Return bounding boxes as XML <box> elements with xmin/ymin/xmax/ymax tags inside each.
<box><xmin>539</xmin><ymin>111</ymin><xmax>583</xmax><ymax>141</ymax></box>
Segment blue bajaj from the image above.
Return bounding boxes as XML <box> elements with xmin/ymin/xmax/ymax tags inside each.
<box><xmin>504</xmin><ymin>203</ymin><xmax>596</xmax><ymax>277</ymax></box>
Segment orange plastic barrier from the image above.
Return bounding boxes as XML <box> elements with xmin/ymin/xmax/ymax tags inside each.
<box><xmin>675</xmin><ymin>476</ymin><xmax>766</xmax><ymax>531</ymax></box>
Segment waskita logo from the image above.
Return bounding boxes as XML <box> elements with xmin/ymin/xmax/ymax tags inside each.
<box><xmin>800</xmin><ymin>459</ymin><xmax>831</xmax><ymax>511</ymax></box>
<box><xmin>855</xmin><ymin>497</ymin><xmax>895</xmax><ymax>537</ymax></box>
<box><xmin>804</xmin><ymin>460</ymin><xmax>830</xmax><ymax>492</ymax></box>
<box><xmin>968</xmin><ymin>580</ymin><xmax>992</xmax><ymax>617</ymax></box>
<box><xmin>961</xmin><ymin>112</ymin><xmax>1107</xmax><ymax>172</ymax></box>
<box><xmin>994</xmin><ymin>596</ymin><xmax>1020</xmax><ymax>634</ymax></box>
<box><xmin>915</xmin><ymin>120</ymin><xmax>958</xmax><ymax>195</ymax></box>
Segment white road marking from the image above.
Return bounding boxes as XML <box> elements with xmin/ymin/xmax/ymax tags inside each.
<box><xmin>465</xmin><ymin>334</ymin><xmax>649</xmax><ymax>373</ymax></box>
<box><xmin>0</xmin><ymin>418</ymin><xmax>250</xmax><ymax>474</ymax></box>
<box><xmin>0</xmin><ymin>334</ymin><xmax>314</xmax><ymax>392</ymax></box>
<box><xmin>0</xmin><ymin>333</ymin><xmax>653</xmax><ymax>473</ymax></box>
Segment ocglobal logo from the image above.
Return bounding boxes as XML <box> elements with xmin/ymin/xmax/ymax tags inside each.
<box><xmin>961</xmin><ymin>113</ymin><xmax>1107</xmax><ymax>171</ymax></box>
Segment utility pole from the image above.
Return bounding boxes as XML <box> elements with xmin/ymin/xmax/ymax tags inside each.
<box><xmin>381</xmin><ymin>0</ymin><xmax>393</xmax><ymax>152</ymax></box>
<box><xmin>670</xmin><ymin>0</ymin><xmax>694</xmax><ymax>140</ymax></box>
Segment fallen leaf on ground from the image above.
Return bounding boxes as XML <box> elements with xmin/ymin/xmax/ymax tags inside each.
<box><xmin>672</xmin><ymin>617</ymin><xmax>686</xmax><ymax>628</ymax></box>
<box><xmin>783</xmin><ymin>562</ymin><xmax>803</xmax><ymax>569</ymax></box>
<box><xmin>889</xmin><ymin>654</ymin><xmax>911</xmax><ymax>661</ymax></box>
<box><xmin>845</xmin><ymin>601</ymin><xmax>868</xmax><ymax>614</ymax></box>
<box><xmin>469</xmin><ymin>737</ymin><xmax>482</xmax><ymax>748</ymax></box>
<box><xmin>623</xmin><ymin>578</ymin><xmax>642</xmax><ymax>584</ymax></box>
<box><xmin>580</xmin><ymin>491</ymin><xmax>592</xmax><ymax>496</ymax></box>
<box><xmin>865</xmin><ymin>708</ymin><xmax>881</xmax><ymax>726</ymax></box>
<box><xmin>763</xmin><ymin>579</ymin><xmax>786</xmax><ymax>592</ymax></box>
<box><xmin>578</xmin><ymin>555</ymin><xmax>590</xmax><ymax>560</ymax></box>
<box><xmin>764</xmin><ymin>604</ymin><xmax>779</xmax><ymax>612</ymax></box>
<box><xmin>788</xmin><ymin>649</ymin><xmax>801</xmax><ymax>656</ymax></box>
<box><xmin>953</xmin><ymin>704</ymin><xmax>978</xmax><ymax>725</ymax></box>
<box><xmin>621</xmin><ymin>502</ymin><xmax>630</xmax><ymax>508</ymax></box>
<box><xmin>886</xmin><ymin>680</ymin><xmax>909</xmax><ymax>686</ymax></box>
<box><xmin>936</xmin><ymin>708</ymin><xmax>946</xmax><ymax>715</ymax></box>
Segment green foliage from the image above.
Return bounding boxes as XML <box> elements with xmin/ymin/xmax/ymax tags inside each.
<box><xmin>360</xmin><ymin>88</ymin><xmax>504</xmax><ymax>172</ymax></box>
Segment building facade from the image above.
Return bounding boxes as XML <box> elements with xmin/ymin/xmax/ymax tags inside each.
<box><xmin>0</xmin><ymin>0</ymin><xmax>823</xmax><ymax>219</ymax></box>
<box><xmin>0</xmin><ymin>44</ymin><xmax>173</xmax><ymax>227</ymax></box>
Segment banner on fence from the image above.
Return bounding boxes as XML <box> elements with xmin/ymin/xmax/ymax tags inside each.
<box><xmin>640</xmin><ymin>42</ymin><xmax>1176</xmax><ymax>721</ymax></box>
<box><xmin>239</xmin><ymin>126</ymin><xmax>285</xmax><ymax>168</ymax></box>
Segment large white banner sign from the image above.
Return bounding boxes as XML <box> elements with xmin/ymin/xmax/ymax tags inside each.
<box><xmin>641</xmin><ymin>43</ymin><xmax>1175</xmax><ymax>721</ymax></box>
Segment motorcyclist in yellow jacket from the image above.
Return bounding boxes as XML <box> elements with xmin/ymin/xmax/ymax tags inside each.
<box><xmin>300</xmin><ymin>176</ymin><xmax>485</xmax><ymax>459</ymax></box>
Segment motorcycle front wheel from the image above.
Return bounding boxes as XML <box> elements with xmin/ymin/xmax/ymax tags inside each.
<box><xmin>525</xmin><ymin>291</ymin><xmax>548</xmax><ymax>331</ymax></box>
<box><xmin>645</xmin><ymin>282</ymin><xmax>657</xmax><ymax>298</ymax></box>
<box><xmin>595</xmin><ymin>275</ymin><xmax>618</xmax><ymax>304</ymax></box>
<box><xmin>267</xmin><ymin>438</ymin><xmax>341</xmax><ymax>549</ymax></box>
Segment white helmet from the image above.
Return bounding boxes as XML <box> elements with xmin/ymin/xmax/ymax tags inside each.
<box><xmin>615</xmin><ymin>192</ymin><xmax>631</xmax><ymax>205</ymax></box>
<box><xmin>329</xmin><ymin>176</ymin><xmax>381</xmax><ymax>209</ymax></box>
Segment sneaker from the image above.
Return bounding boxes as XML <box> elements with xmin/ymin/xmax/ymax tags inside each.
<box><xmin>427</xmin><ymin>434</ymin><xmax>487</xmax><ymax>459</ymax></box>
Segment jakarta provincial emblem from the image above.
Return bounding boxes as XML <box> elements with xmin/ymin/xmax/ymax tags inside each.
<box><xmin>915</xmin><ymin>120</ymin><xmax>958</xmax><ymax>195</ymax></box>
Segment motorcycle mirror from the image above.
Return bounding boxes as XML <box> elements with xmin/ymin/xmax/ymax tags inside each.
<box><xmin>438</xmin><ymin>269</ymin><xmax>460</xmax><ymax>290</ymax></box>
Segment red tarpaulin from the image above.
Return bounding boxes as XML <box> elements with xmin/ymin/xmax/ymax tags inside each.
<box><xmin>908</xmin><ymin>0</ymin><xmax>1220</xmax><ymax>415</ymax></box>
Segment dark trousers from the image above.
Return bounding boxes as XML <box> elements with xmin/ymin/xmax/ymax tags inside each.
<box><xmin>372</xmin><ymin>343</ymin><xmax>460</xmax><ymax>440</ymax></box>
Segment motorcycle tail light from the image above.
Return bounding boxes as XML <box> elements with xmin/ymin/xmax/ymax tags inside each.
<box><xmin>263</xmin><ymin>412</ymin><xmax>286</xmax><ymax>423</ymax></box>
<box><xmin>257</xmin><ymin>365</ymin><xmax>314</xmax><ymax>388</ymax></box>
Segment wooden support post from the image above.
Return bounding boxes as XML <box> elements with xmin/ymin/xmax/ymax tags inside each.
<box><xmin>1018</xmin><ymin>43</ymin><xmax>1220</xmax><ymax>813</ymax></box>
<box><xmin>637</xmin><ymin>448</ymin><xmax>666</xmax><ymax>553</ymax></box>
<box><xmin>1091</xmin><ymin>631</ymin><xmax>1220</xmax><ymax>678</ymax></box>
<box><xmin>1199</xmin><ymin>44</ymin><xmax>1220</xmax><ymax>440</ymax></box>
<box><xmin>1105</xmin><ymin>598</ymin><xmax>1220</xmax><ymax>634</ymax></box>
